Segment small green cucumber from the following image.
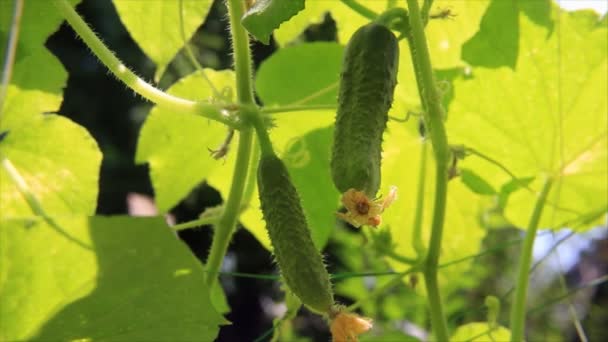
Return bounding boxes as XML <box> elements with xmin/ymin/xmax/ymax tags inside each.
<box><xmin>258</xmin><ymin>153</ymin><xmax>334</xmax><ymax>314</ymax></box>
<box><xmin>331</xmin><ymin>23</ymin><xmax>399</xmax><ymax>197</ymax></box>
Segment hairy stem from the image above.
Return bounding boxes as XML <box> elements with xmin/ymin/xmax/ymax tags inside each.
<box><xmin>0</xmin><ymin>0</ymin><xmax>23</xmax><ymax>121</ymax></box>
<box><xmin>205</xmin><ymin>0</ymin><xmax>258</xmax><ymax>288</ymax></box>
<box><xmin>405</xmin><ymin>0</ymin><xmax>450</xmax><ymax>340</ymax></box>
<box><xmin>509</xmin><ymin>177</ymin><xmax>553</xmax><ymax>342</ymax></box>
<box><xmin>226</xmin><ymin>0</ymin><xmax>255</xmax><ymax>105</ymax></box>
<box><xmin>52</xmin><ymin>0</ymin><xmax>238</xmax><ymax>128</ymax></box>
<box><xmin>205</xmin><ymin>128</ymin><xmax>253</xmax><ymax>286</ymax></box>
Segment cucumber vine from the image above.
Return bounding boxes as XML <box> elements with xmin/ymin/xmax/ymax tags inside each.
<box><xmin>2</xmin><ymin>0</ymin><xmax>604</xmax><ymax>341</ymax></box>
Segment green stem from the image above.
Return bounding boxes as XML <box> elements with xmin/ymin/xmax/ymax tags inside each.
<box><xmin>405</xmin><ymin>0</ymin><xmax>450</xmax><ymax>340</ymax></box>
<box><xmin>172</xmin><ymin>216</ymin><xmax>218</xmax><ymax>231</ymax></box>
<box><xmin>205</xmin><ymin>128</ymin><xmax>253</xmax><ymax>286</ymax></box>
<box><xmin>0</xmin><ymin>0</ymin><xmax>23</xmax><ymax>121</ymax></box>
<box><xmin>385</xmin><ymin>250</ymin><xmax>418</xmax><ymax>265</ymax></box>
<box><xmin>421</xmin><ymin>0</ymin><xmax>435</xmax><ymax>25</ymax></box>
<box><xmin>174</xmin><ymin>137</ymin><xmax>260</xmax><ymax>233</ymax></box>
<box><xmin>412</xmin><ymin>140</ymin><xmax>428</xmax><ymax>257</ymax></box>
<box><xmin>339</xmin><ymin>0</ymin><xmax>378</xmax><ymax>20</ymax></box>
<box><xmin>52</xmin><ymin>0</ymin><xmax>238</xmax><ymax>129</ymax></box>
<box><xmin>241</xmin><ymin>136</ymin><xmax>260</xmax><ymax>208</ymax></box>
<box><xmin>261</xmin><ymin>104</ymin><xmax>337</xmax><ymax>114</ymax></box>
<box><xmin>226</xmin><ymin>0</ymin><xmax>255</xmax><ymax>105</ymax></box>
<box><xmin>251</xmin><ymin>114</ymin><xmax>275</xmax><ymax>157</ymax></box>
<box><xmin>205</xmin><ymin>0</ymin><xmax>258</xmax><ymax>288</ymax></box>
<box><xmin>509</xmin><ymin>176</ymin><xmax>553</xmax><ymax>342</ymax></box>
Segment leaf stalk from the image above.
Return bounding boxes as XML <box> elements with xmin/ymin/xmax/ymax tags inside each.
<box><xmin>204</xmin><ymin>0</ymin><xmax>258</xmax><ymax>289</ymax></box>
<box><xmin>509</xmin><ymin>176</ymin><xmax>553</xmax><ymax>341</ymax></box>
<box><xmin>52</xmin><ymin>0</ymin><xmax>239</xmax><ymax>128</ymax></box>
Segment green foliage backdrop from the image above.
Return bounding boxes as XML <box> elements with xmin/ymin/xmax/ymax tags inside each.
<box><xmin>0</xmin><ymin>0</ymin><xmax>606</xmax><ymax>341</ymax></box>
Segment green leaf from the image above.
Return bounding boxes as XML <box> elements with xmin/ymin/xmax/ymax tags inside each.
<box><xmin>460</xmin><ymin>168</ymin><xmax>497</xmax><ymax>195</ymax></box>
<box><xmin>136</xmin><ymin>69</ymin><xmax>234</xmax><ymax>212</ymax></box>
<box><xmin>272</xmin><ymin>1</ymin><xmax>489</xmax><ymax>68</ymax></box>
<box><xmin>0</xmin><ymin>216</ymin><xmax>226</xmax><ymax>341</ymax></box>
<box><xmin>112</xmin><ymin>0</ymin><xmax>213</xmax><ymax>80</ymax></box>
<box><xmin>261</xmin><ymin>2</ymin><xmax>488</xmax><ymax>121</ymax></box>
<box><xmin>271</xmin><ymin>0</ymin><xmax>385</xmax><ymax>46</ymax></box>
<box><xmin>281</xmin><ymin>126</ymin><xmax>340</xmax><ymax>249</ymax></box>
<box><xmin>448</xmin><ymin>7</ymin><xmax>608</xmax><ymax>230</ymax></box>
<box><xmin>242</xmin><ymin>0</ymin><xmax>305</xmax><ymax>45</ymax></box>
<box><xmin>424</xmin><ymin>0</ymin><xmax>491</xmax><ymax>69</ymax></box>
<box><xmin>211</xmin><ymin>281</ymin><xmax>230</xmax><ymax>314</ymax></box>
<box><xmin>0</xmin><ymin>48</ymin><xmax>101</xmax><ymax>217</ymax></box>
<box><xmin>381</xmin><ymin>122</ymin><xmax>486</xmax><ymax>299</ymax></box>
<box><xmin>0</xmin><ymin>0</ymin><xmax>81</xmax><ymax>53</ymax></box>
<box><xmin>451</xmin><ymin>322</ymin><xmax>511</xmax><ymax>341</ymax></box>
<box><xmin>497</xmin><ymin>176</ymin><xmax>534</xmax><ymax>209</ymax></box>
<box><xmin>461</xmin><ymin>0</ymin><xmax>519</xmax><ymax>69</ymax></box>
<box><xmin>255</xmin><ymin>42</ymin><xmax>343</xmax><ymax>106</ymax></box>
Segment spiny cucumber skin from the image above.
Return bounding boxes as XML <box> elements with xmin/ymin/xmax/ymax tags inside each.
<box><xmin>331</xmin><ymin>23</ymin><xmax>399</xmax><ymax>197</ymax></box>
<box><xmin>258</xmin><ymin>154</ymin><xmax>334</xmax><ymax>314</ymax></box>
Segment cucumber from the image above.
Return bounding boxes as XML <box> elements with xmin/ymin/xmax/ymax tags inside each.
<box><xmin>331</xmin><ymin>23</ymin><xmax>399</xmax><ymax>197</ymax></box>
<box><xmin>258</xmin><ymin>153</ymin><xmax>334</xmax><ymax>314</ymax></box>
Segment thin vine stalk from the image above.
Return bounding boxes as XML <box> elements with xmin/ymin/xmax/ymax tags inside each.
<box><xmin>509</xmin><ymin>176</ymin><xmax>553</xmax><ymax>341</ymax></box>
<box><xmin>204</xmin><ymin>0</ymin><xmax>258</xmax><ymax>289</ymax></box>
<box><xmin>405</xmin><ymin>0</ymin><xmax>450</xmax><ymax>340</ymax></box>
<box><xmin>178</xmin><ymin>0</ymin><xmax>221</xmax><ymax>98</ymax></box>
<box><xmin>52</xmin><ymin>0</ymin><xmax>238</xmax><ymax>128</ymax></box>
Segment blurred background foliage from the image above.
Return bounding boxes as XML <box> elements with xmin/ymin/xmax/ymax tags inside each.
<box><xmin>44</xmin><ymin>0</ymin><xmax>607</xmax><ymax>341</ymax></box>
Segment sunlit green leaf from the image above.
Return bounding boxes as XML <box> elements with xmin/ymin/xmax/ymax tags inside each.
<box><xmin>255</xmin><ymin>42</ymin><xmax>343</xmax><ymax>106</ymax></box>
<box><xmin>0</xmin><ymin>0</ymin><xmax>81</xmax><ymax>55</ymax></box>
<box><xmin>460</xmin><ymin>168</ymin><xmax>497</xmax><ymax>195</ymax></box>
<box><xmin>0</xmin><ymin>46</ymin><xmax>101</xmax><ymax>217</ymax></box>
<box><xmin>0</xmin><ymin>216</ymin><xmax>225</xmax><ymax>341</ymax></box>
<box><xmin>451</xmin><ymin>322</ymin><xmax>511</xmax><ymax>341</ymax></box>
<box><xmin>136</xmin><ymin>69</ymin><xmax>234</xmax><ymax>212</ymax></box>
<box><xmin>242</xmin><ymin>0</ymin><xmax>305</xmax><ymax>44</ymax></box>
<box><xmin>448</xmin><ymin>7</ymin><xmax>608</xmax><ymax>230</ymax></box>
<box><xmin>112</xmin><ymin>0</ymin><xmax>213</xmax><ymax>80</ymax></box>
<box><xmin>381</xmin><ymin>121</ymin><xmax>485</xmax><ymax>298</ymax></box>
<box><xmin>273</xmin><ymin>1</ymin><xmax>489</xmax><ymax>68</ymax></box>
<box><xmin>461</xmin><ymin>0</ymin><xmax>519</xmax><ymax>69</ymax></box>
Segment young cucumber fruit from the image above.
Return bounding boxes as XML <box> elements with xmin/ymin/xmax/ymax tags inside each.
<box><xmin>258</xmin><ymin>153</ymin><xmax>334</xmax><ymax>314</ymax></box>
<box><xmin>331</xmin><ymin>23</ymin><xmax>399</xmax><ymax>197</ymax></box>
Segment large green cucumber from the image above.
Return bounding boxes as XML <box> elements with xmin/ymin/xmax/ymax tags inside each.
<box><xmin>257</xmin><ymin>153</ymin><xmax>334</xmax><ymax>314</ymax></box>
<box><xmin>331</xmin><ymin>23</ymin><xmax>399</xmax><ymax>197</ymax></box>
